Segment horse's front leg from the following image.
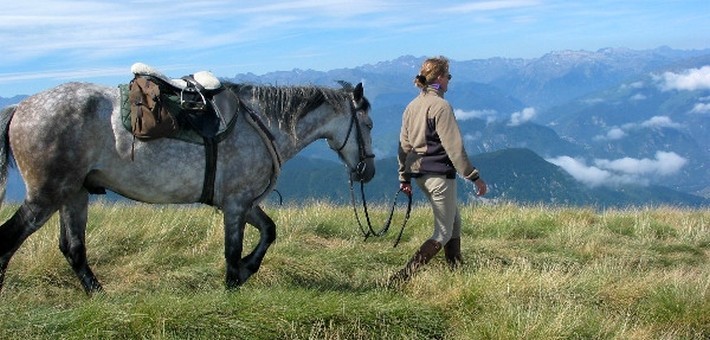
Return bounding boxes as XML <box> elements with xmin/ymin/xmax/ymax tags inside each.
<box><xmin>223</xmin><ymin>204</ymin><xmax>249</xmax><ymax>289</ymax></box>
<box><xmin>240</xmin><ymin>205</ymin><xmax>277</xmax><ymax>279</ymax></box>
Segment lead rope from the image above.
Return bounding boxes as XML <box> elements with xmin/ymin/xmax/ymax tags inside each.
<box><xmin>348</xmin><ymin>177</ymin><xmax>412</xmax><ymax>248</ymax></box>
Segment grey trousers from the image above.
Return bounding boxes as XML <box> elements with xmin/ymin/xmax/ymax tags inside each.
<box><xmin>415</xmin><ymin>174</ymin><xmax>461</xmax><ymax>244</ymax></box>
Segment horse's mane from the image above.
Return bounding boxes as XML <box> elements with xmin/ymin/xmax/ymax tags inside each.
<box><xmin>224</xmin><ymin>83</ymin><xmax>351</xmax><ymax>139</ymax></box>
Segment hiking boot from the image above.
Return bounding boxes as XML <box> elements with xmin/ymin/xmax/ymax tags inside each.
<box><xmin>444</xmin><ymin>237</ymin><xmax>463</xmax><ymax>270</ymax></box>
<box><xmin>388</xmin><ymin>239</ymin><xmax>442</xmax><ymax>286</ymax></box>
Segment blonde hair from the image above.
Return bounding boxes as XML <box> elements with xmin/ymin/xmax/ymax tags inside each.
<box><xmin>414</xmin><ymin>56</ymin><xmax>449</xmax><ymax>89</ymax></box>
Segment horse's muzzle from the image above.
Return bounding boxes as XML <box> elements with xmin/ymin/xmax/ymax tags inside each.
<box><xmin>352</xmin><ymin>158</ymin><xmax>375</xmax><ymax>183</ymax></box>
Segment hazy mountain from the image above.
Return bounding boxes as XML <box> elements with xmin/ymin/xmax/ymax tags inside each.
<box><xmin>539</xmin><ymin>62</ymin><xmax>710</xmax><ymax>196</ymax></box>
<box><xmin>0</xmin><ymin>95</ymin><xmax>26</xmax><ymax>108</ymax></box>
<box><xmin>489</xmin><ymin>47</ymin><xmax>709</xmax><ymax>108</ymax></box>
<box><xmin>1</xmin><ymin>47</ymin><xmax>708</xmax><ymax>206</ymax></box>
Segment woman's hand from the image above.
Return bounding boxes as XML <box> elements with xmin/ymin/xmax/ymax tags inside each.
<box><xmin>400</xmin><ymin>182</ymin><xmax>412</xmax><ymax>196</ymax></box>
<box><xmin>474</xmin><ymin>178</ymin><xmax>487</xmax><ymax>196</ymax></box>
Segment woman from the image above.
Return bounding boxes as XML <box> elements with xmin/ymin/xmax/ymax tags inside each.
<box><xmin>391</xmin><ymin>56</ymin><xmax>487</xmax><ymax>284</ymax></box>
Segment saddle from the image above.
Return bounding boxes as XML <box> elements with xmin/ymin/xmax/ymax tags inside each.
<box><xmin>119</xmin><ymin>63</ymin><xmax>243</xmax><ymax>205</ymax></box>
<box><xmin>127</xmin><ymin>62</ymin><xmax>239</xmax><ymax>141</ymax></box>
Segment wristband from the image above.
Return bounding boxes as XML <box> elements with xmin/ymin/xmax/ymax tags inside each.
<box><xmin>468</xmin><ymin>168</ymin><xmax>480</xmax><ymax>182</ymax></box>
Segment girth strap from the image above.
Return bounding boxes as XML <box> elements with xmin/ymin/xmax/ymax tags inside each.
<box><xmin>199</xmin><ymin>137</ymin><xmax>218</xmax><ymax>205</ymax></box>
<box><xmin>196</xmin><ymin>96</ymin><xmax>279</xmax><ymax>207</ymax></box>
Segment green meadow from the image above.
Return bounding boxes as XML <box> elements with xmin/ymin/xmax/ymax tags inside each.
<box><xmin>0</xmin><ymin>202</ymin><xmax>707</xmax><ymax>339</ymax></box>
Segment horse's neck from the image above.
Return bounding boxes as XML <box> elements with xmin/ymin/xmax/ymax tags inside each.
<box><xmin>271</xmin><ymin>105</ymin><xmax>340</xmax><ymax>161</ymax></box>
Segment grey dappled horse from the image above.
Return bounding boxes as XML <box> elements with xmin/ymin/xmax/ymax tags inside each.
<box><xmin>0</xmin><ymin>81</ymin><xmax>374</xmax><ymax>294</ymax></box>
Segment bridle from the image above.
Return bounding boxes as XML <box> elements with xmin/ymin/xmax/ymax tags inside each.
<box><xmin>335</xmin><ymin>97</ymin><xmax>411</xmax><ymax>247</ymax></box>
<box><xmin>334</xmin><ymin>100</ymin><xmax>374</xmax><ymax>180</ymax></box>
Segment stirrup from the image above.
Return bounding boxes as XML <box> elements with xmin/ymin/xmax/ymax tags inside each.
<box><xmin>180</xmin><ymin>87</ymin><xmax>208</xmax><ymax>110</ymax></box>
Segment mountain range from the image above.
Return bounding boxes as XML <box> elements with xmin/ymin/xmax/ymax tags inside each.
<box><xmin>2</xmin><ymin>47</ymin><xmax>709</xmax><ymax>207</ymax></box>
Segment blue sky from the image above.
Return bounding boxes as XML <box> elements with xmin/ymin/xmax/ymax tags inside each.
<box><xmin>1</xmin><ymin>0</ymin><xmax>708</xmax><ymax>97</ymax></box>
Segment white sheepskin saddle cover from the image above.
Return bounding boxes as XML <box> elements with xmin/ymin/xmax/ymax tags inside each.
<box><xmin>131</xmin><ymin>62</ymin><xmax>222</xmax><ymax>90</ymax></box>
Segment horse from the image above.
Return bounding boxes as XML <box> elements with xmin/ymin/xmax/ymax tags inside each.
<box><xmin>0</xmin><ymin>80</ymin><xmax>375</xmax><ymax>294</ymax></box>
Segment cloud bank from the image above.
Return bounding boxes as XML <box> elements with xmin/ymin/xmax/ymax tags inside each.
<box><xmin>454</xmin><ymin>108</ymin><xmax>498</xmax><ymax>122</ymax></box>
<box><xmin>508</xmin><ymin>107</ymin><xmax>536</xmax><ymax>126</ymax></box>
<box><xmin>639</xmin><ymin>116</ymin><xmax>683</xmax><ymax>129</ymax></box>
<box><xmin>547</xmin><ymin>151</ymin><xmax>687</xmax><ymax>187</ymax></box>
<box><xmin>655</xmin><ymin>66</ymin><xmax>710</xmax><ymax>91</ymax></box>
<box><xmin>594</xmin><ymin>115</ymin><xmax>683</xmax><ymax>141</ymax></box>
<box><xmin>690</xmin><ymin>102</ymin><xmax>710</xmax><ymax>115</ymax></box>
<box><xmin>454</xmin><ymin>107</ymin><xmax>539</xmax><ymax>126</ymax></box>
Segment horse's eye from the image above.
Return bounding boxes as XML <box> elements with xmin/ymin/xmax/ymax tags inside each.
<box><xmin>358</xmin><ymin>112</ymin><xmax>372</xmax><ymax>129</ymax></box>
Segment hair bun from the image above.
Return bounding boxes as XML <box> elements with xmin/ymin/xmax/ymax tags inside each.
<box><xmin>415</xmin><ymin>74</ymin><xmax>427</xmax><ymax>84</ymax></box>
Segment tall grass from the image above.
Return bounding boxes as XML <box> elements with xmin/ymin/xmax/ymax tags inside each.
<box><xmin>0</xmin><ymin>202</ymin><xmax>707</xmax><ymax>339</ymax></box>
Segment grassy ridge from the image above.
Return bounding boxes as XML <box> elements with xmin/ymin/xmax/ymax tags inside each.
<box><xmin>0</xmin><ymin>202</ymin><xmax>707</xmax><ymax>339</ymax></box>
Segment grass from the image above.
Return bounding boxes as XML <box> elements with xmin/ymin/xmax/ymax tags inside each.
<box><xmin>0</xmin><ymin>201</ymin><xmax>707</xmax><ymax>339</ymax></box>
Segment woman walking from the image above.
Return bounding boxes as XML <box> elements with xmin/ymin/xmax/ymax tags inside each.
<box><xmin>391</xmin><ymin>56</ymin><xmax>487</xmax><ymax>285</ymax></box>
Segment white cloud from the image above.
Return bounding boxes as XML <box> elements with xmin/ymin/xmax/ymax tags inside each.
<box><xmin>630</xmin><ymin>93</ymin><xmax>646</xmax><ymax>101</ymax></box>
<box><xmin>640</xmin><ymin>116</ymin><xmax>683</xmax><ymax>129</ymax></box>
<box><xmin>582</xmin><ymin>98</ymin><xmax>605</xmax><ymax>105</ymax></box>
<box><xmin>440</xmin><ymin>0</ymin><xmax>541</xmax><ymax>13</ymax></box>
<box><xmin>621</xmin><ymin>81</ymin><xmax>645</xmax><ymax>89</ymax></box>
<box><xmin>547</xmin><ymin>156</ymin><xmax>616</xmax><ymax>187</ymax></box>
<box><xmin>595</xmin><ymin>115</ymin><xmax>683</xmax><ymax>141</ymax></box>
<box><xmin>655</xmin><ymin>66</ymin><xmax>710</xmax><ymax>91</ymax></box>
<box><xmin>0</xmin><ymin>0</ymin><xmax>393</xmax><ymax>64</ymax></box>
<box><xmin>594</xmin><ymin>151</ymin><xmax>687</xmax><ymax>176</ymax></box>
<box><xmin>594</xmin><ymin>127</ymin><xmax>626</xmax><ymax>141</ymax></box>
<box><xmin>689</xmin><ymin>102</ymin><xmax>710</xmax><ymax>115</ymax></box>
<box><xmin>547</xmin><ymin>151</ymin><xmax>687</xmax><ymax>188</ymax></box>
<box><xmin>454</xmin><ymin>108</ymin><xmax>498</xmax><ymax>122</ymax></box>
<box><xmin>508</xmin><ymin>107</ymin><xmax>536</xmax><ymax>126</ymax></box>
<box><xmin>463</xmin><ymin>131</ymin><xmax>483</xmax><ymax>142</ymax></box>
<box><xmin>606</xmin><ymin>128</ymin><xmax>627</xmax><ymax>140</ymax></box>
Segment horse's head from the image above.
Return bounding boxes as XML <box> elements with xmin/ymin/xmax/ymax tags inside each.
<box><xmin>329</xmin><ymin>82</ymin><xmax>375</xmax><ymax>183</ymax></box>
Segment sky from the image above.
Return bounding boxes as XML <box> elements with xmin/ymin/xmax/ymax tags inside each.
<box><xmin>1</xmin><ymin>0</ymin><xmax>709</xmax><ymax>97</ymax></box>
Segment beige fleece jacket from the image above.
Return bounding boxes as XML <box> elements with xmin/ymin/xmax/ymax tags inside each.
<box><xmin>398</xmin><ymin>87</ymin><xmax>479</xmax><ymax>183</ymax></box>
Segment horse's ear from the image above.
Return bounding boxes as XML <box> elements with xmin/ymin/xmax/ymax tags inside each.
<box><xmin>337</xmin><ymin>80</ymin><xmax>354</xmax><ymax>91</ymax></box>
<box><xmin>354</xmin><ymin>82</ymin><xmax>364</xmax><ymax>102</ymax></box>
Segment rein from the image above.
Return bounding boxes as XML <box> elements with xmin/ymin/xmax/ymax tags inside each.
<box><xmin>348</xmin><ymin>179</ymin><xmax>412</xmax><ymax>248</ymax></box>
<box><xmin>338</xmin><ymin>99</ymin><xmax>411</xmax><ymax>247</ymax></box>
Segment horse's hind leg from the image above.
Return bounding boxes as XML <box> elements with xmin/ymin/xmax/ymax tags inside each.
<box><xmin>58</xmin><ymin>191</ymin><xmax>102</xmax><ymax>294</ymax></box>
<box><xmin>240</xmin><ymin>205</ymin><xmax>277</xmax><ymax>280</ymax></box>
<box><xmin>0</xmin><ymin>201</ymin><xmax>58</xmax><ymax>292</ymax></box>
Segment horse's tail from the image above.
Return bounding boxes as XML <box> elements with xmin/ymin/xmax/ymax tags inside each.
<box><xmin>0</xmin><ymin>105</ymin><xmax>17</xmax><ymax>206</ymax></box>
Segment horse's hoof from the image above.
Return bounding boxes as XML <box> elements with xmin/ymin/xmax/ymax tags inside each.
<box><xmin>225</xmin><ymin>276</ymin><xmax>244</xmax><ymax>290</ymax></box>
<box><xmin>225</xmin><ymin>281</ymin><xmax>243</xmax><ymax>290</ymax></box>
<box><xmin>84</xmin><ymin>283</ymin><xmax>104</xmax><ymax>295</ymax></box>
